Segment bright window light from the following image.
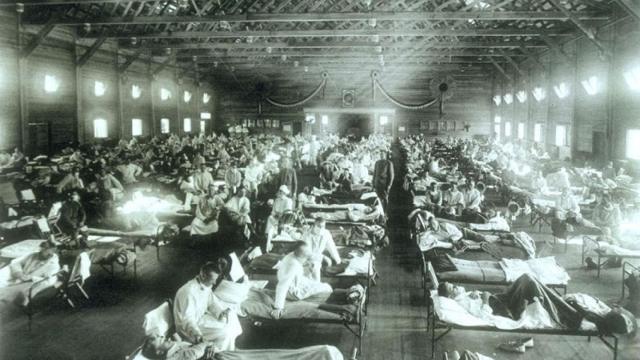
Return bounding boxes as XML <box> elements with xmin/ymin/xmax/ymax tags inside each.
<box><xmin>321</xmin><ymin>115</ymin><xmax>329</xmax><ymax>125</ymax></box>
<box><xmin>93</xmin><ymin>118</ymin><xmax>108</xmax><ymax>138</ymax></box>
<box><xmin>517</xmin><ymin>122</ymin><xmax>525</xmax><ymax>139</ymax></box>
<box><xmin>494</xmin><ymin>124</ymin><xmax>501</xmax><ymax>139</ymax></box>
<box><xmin>581</xmin><ymin>76</ymin><xmax>600</xmax><ymax>96</ymax></box>
<box><xmin>494</xmin><ymin>116</ymin><xmax>501</xmax><ymax>123</ymax></box>
<box><xmin>183</xmin><ymin>90</ymin><xmax>192</xmax><ymax>103</ymax></box>
<box><xmin>624</xmin><ymin>67</ymin><xmax>640</xmax><ymax>91</ymax></box>
<box><xmin>94</xmin><ymin>80</ymin><xmax>106</xmax><ymax>97</ymax></box>
<box><xmin>503</xmin><ymin>93</ymin><xmax>513</xmax><ymax>104</ymax></box>
<box><xmin>200</xmin><ymin>112</ymin><xmax>211</xmax><ymax>120</ymax></box>
<box><xmin>160</xmin><ymin>88</ymin><xmax>172</xmax><ymax>101</ymax></box>
<box><xmin>305</xmin><ymin>114</ymin><xmax>316</xmax><ymax>123</ymax></box>
<box><xmin>160</xmin><ymin>118</ymin><xmax>170</xmax><ymax>134</ymax></box>
<box><xmin>504</xmin><ymin>121</ymin><xmax>512</xmax><ymax>137</ymax></box>
<box><xmin>493</xmin><ymin>95</ymin><xmax>502</xmax><ymax>106</ymax></box>
<box><xmin>200</xmin><ymin>120</ymin><xmax>206</xmax><ymax>133</ymax></box>
<box><xmin>132</xmin><ymin>118</ymin><xmax>143</xmax><ymax>136</ymax></box>
<box><xmin>131</xmin><ymin>85</ymin><xmax>142</xmax><ymax>99</ymax></box>
<box><xmin>44</xmin><ymin>74</ymin><xmax>60</xmax><ymax>93</ymax></box>
<box><xmin>626</xmin><ymin>129</ymin><xmax>640</xmax><ymax>160</ymax></box>
<box><xmin>202</xmin><ymin>92</ymin><xmax>211</xmax><ymax>104</ymax></box>
<box><xmin>534</xmin><ymin>123</ymin><xmax>543</xmax><ymax>142</ymax></box>
<box><xmin>553</xmin><ymin>82</ymin><xmax>570</xmax><ymax>99</ymax></box>
<box><xmin>555</xmin><ymin>125</ymin><xmax>567</xmax><ymax>146</ymax></box>
<box><xmin>532</xmin><ymin>87</ymin><xmax>546</xmax><ymax>102</ymax></box>
<box><xmin>379</xmin><ymin>115</ymin><xmax>389</xmax><ymax>125</ymax></box>
<box><xmin>183</xmin><ymin>118</ymin><xmax>192</xmax><ymax>132</ymax></box>
<box><xmin>516</xmin><ymin>90</ymin><xmax>527</xmax><ymax>103</ymax></box>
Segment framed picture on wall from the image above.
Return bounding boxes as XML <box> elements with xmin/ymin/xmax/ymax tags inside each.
<box><xmin>272</xmin><ymin>119</ymin><xmax>280</xmax><ymax>128</ymax></box>
<box><xmin>342</xmin><ymin>89</ymin><xmax>355</xmax><ymax>107</ymax></box>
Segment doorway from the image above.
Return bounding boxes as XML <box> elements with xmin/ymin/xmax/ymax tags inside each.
<box><xmin>337</xmin><ymin>113</ymin><xmax>374</xmax><ymax>139</ymax></box>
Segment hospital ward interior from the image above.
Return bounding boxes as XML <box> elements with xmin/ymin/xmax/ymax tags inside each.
<box><xmin>1</xmin><ymin>1</ymin><xmax>640</xmax><ymax>359</ymax></box>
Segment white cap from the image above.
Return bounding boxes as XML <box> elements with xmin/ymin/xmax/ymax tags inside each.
<box><xmin>278</xmin><ymin>185</ymin><xmax>290</xmax><ymax>195</ymax></box>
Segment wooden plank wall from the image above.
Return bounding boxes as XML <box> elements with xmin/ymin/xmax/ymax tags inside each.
<box><xmin>216</xmin><ymin>70</ymin><xmax>493</xmax><ymax>137</ymax></box>
<box><xmin>492</xmin><ymin>17</ymin><xmax>640</xmax><ymax>168</ymax></box>
<box><xmin>0</xmin><ymin>9</ymin><xmax>217</xmax><ymax>155</ymax></box>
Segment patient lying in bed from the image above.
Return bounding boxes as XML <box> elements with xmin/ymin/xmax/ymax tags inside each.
<box><xmin>140</xmin><ymin>337</ymin><xmax>344</xmax><ymax>360</ymax></box>
<box><xmin>437</xmin><ymin>274</ymin><xmax>636</xmax><ymax>334</ymax></box>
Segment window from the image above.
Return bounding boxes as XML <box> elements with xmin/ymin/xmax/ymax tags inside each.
<box><xmin>517</xmin><ymin>122</ymin><xmax>525</xmax><ymax>139</ymax></box>
<box><xmin>93</xmin><ymin>118</ymin><xmax>108</xmax><ymax>138</ymax></box>
<box><xmin>555</xmin><ymin>125</ymin><xmax>567</xmax><ymax>147</ymax></box>
<box><xmin>516</xmin><ymin>91</ymin><xmax>527</xmax><ymax>103</ymax></box>
<box><xmin>494</xmin><ymin>116</ymin><xmax>501</xmax><ymax>139</ymax></box>
<box><xmin>200</xmin><ymin>112</ymin><xmax>211</xmax><ymax>120</ymax></box>
<box><xmin>321</xmin><ymin>115</ymin><xmax>329</xmax><ymax>125</ymax></box>
<box><xmin>160</xmin><ymin>118</ymin><xmax>170</xmax><ymax>134</ymax></box>
<box><xmin>581</xmin><ymin>76</ymin><xmax>600</xmax><ymax>96</ymax></box>
<box><xmin>503</xmin><ymin>93</ymin><xmax>513</xmax><ymax>105</ymax></box>
<box><xmin>534</xmin><ymin>123</ymin><xmax>543</xmax><ymax>142</ymax></box>
<box><xmin>44</xmin><ymin>74</ymin><xmax>60</xmax><ymax>93</ymax></box>
<box><xmin>132</xmin><ymin>118</ymin><xmax>143</xmax><ymax>137</ymax></box>
<box><xmin>183</xmin><ymin>90</ymin><xmax>192</xmax><ymax>103</ymax></box>
<box><xmin>504</xmin><ymin>121</ymin><xmax>512</xmax><ymax>137</ymax></box>
<box><xmin>305</xmin><ymin>114</ymin><xmax>316</xmax><ymax>123</ymax></box>
<box><xmin>202</xmin><ymin>92</ymin><xmax>211</xmax><ymax>104</ymax></box>
<box><xmin>532</xmin><ymin>87</ymin><xmax>546</xmax><ymax>102</ymax></box>
<box><xmin>183</xmin><ymin>118</ymin><xmax>192</xmax><ymax>132</ymax></box>
<box><xmin>553</xmin><ymin>82</ymin><xmax>570</xmax><ymax>99</ymax></box>
<box><xmin>379</xmin><ymin>115</ymin><xmax>389</xmax><ymax>125</ymax></box>
<box><xmin>94</xmin><ymin>80</ymin><xmax>106</xmax><ymax>97</ymax></box>
<box><xmin>626</xmin><ymin>129</ymin><xmax>640</xmax><ymax>160</ymax></box>
<box><xmin>200</xmin><ymin>120</ymin><xmax>206</xmax><ymax>133</ymax></box>
<box><xmin>160</xmin><ymin>88</ymin><xmax>172</xmax><ymax>101</ymax></box>
<box><xmin>493</xmin><ymin>95</ymin><xmax>501</xmax><ymax>106</ymax></box>
<box><xmin>623</xmin><ymin>67</ymin><xmax>640</xmax><ymax>91</ymax></box>
<box><xmin>131</xmin><ymin>85</ymin><xmax>142</xmax><ymax>99</ymax></box>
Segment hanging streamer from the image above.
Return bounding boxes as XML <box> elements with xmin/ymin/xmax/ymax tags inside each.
<box><xmin>371</xmin><ymin>71</ymin><xmax>439</xmax><ymax>110</ymax></box>
<box><xmin>264</xmin><ymin>72</ymin><xmax>328</xmax><ymax>108</ymax></box>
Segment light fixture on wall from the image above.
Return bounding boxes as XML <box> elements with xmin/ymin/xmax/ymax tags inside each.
<box><xmin>44</xmin><ymin>74</ymin><xmax>60</xmax><ymax>93</ymax></box>
<box><xmin>183</xmin><ymin>90</ymin><xmax>192</xmax><ymax>103</ymax></box>
<box><xmin>623</xmin><ymin>67</ymin><xmax>640</xmax><ymax>91</ymax></box>
<box><xmin>532</xmin><ymin>87</ymin><xmax>546</xmax><ymax>102</ymax></box>
<box><xmin>553</xmin><ymin>82</ymin><xmax>570</xmax><ymax>99</ymax></box>
<box><xmin>492</xmin><ymin>95</ymin><xmax>502</xmax><ymax>106</ymax></box>
<box><xmin>131</xmin><ymin>84</ymin><xmax>142</xmax><ymax>99</ymax></box>
<box><xmin>580</xmin><ymin>75</ymin><xmax>600</xmax><ymax>95</ymax></box>
<box><xmin>516</xmin><ymin>90</ymin><xmax>527</xmax><ymax>103</ymax></box>
<box><xmin>202</xmin><ymin>92</ymin><xmax>210</xmax><ymax>104</ymax></box>
<box><xmin>503</xmin><ymin>93</ymin><xmax>513</xmax><ymax>104</ymax></box>
<box><xmin>94</xmin><ymin>80</ymin><xmax>106</xmax><ymax>97</ymax></box>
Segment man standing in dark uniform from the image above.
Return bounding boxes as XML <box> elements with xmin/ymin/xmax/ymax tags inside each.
<box><xmin>372</xmin><ymin>151</ymin><xmax>394</xmax><ymax>211</ymax></box>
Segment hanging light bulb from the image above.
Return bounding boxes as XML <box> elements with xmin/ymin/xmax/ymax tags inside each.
<box><xmin>266</xmin><ymin>46</ymin><xmax>273</xmax><ymax>54</ymax></box>
<box><xmin>213</xmin><ymin>61</ymin><xmax>218</xmax><ymax>68</ymax></box>
<box><xmin>281</xmin><ymin>54</ymin><xmax>287</xmax><ymax>61</ymax></box>
<box><xmin>130</xmin><ymin>37</ymin><xmax>137</xmax><ymax>45</ymax></box>
<box><xmin>294</xmin><ymin>60</ymin><xmax>299</xmax><ymax>67</ymax></box>
<box><xmin>304</xmin><ymin>66</ymin><xmax>309</xmax><ymax>72</ymax></box>
<box><xmin>368</xmin><ymin>18</ymin><xmax>377</xmax><ymax>27</ymax></box>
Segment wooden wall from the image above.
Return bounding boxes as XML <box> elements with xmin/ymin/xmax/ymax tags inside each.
<box><xmin>0</xmin><ymin>9</ymin><xmax>217</xmax><ymax>155</ymax></box>
<box><xmin>217</xmin><ymin>70</ymin><xmax>493</xmax><ymax>138</ymax></box>
<box><xmin>492</xmin><ymin>16</ymin><xmax>640</xmax><ymax>167</ymax></box>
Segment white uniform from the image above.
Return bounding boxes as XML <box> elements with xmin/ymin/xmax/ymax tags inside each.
<box><xmin>173</xmin><ymin>278</ymin><xmax>242</xmax><ymax>351</ymax></box>
<box><xmin>274</xmin><ymin>253</ymin><xmax>332</xmax><ymax>309</ymax></box>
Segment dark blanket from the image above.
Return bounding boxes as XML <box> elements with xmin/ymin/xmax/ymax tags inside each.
<box><xmin>489</xmin><ymin>274</ymin><xmax>583</xmax><ymax>329</ymax></box>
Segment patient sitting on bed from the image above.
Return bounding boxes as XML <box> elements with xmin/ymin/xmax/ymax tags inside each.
<box><xmin>271</xmin><ymin>241</ymin><xmax>332</xmax><ymax>319</ymax></box>
<box><xmin>141</xmin><ymin>335</ymin><xmax>344</xmax><ymax>360</ymax></box>
<box><xmin>438</xmin><ymin>274</ymin><xmax>636</xmax><ymax>333</ymax></box>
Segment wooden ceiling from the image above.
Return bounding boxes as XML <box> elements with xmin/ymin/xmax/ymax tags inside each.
<box><xmin>6</xmin><ymin>0</ymin><xmax>636</xmax><ymax>91</ymax></box>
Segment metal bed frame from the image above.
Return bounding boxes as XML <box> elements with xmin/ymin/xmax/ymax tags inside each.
<box><xmin>424</xmin><ymin>262</ymin><xmax>619</xmax><ymax>360</ymax></box>
<box><xmin>582</xmin><ymin>235</ymin><xmax>640</xmax><ymax>279</ymax></box>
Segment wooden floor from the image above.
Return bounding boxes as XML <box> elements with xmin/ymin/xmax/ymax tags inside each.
<box><xmin>1</xmin><ymin>151</ymin><xmax>639</xmax><ymax>359</ymax></box>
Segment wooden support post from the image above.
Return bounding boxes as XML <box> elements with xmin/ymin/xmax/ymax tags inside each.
<box><xmin>150</xmin><ymin>65</ymin><xmax>157</xmax><ymax>136</ymax></box>
<box><xmin>74</xmin><ymin>40</ymin><xmax>84</xmax><ymax>144</ymax></box>
<box><xmin>77</xmin><ymin>36</ymin><xmax>106</xmax><ymax>67</ymax></box>
<box><xmin>116</xmin><ymin>48</ymin><xmax>124</xmax><ymax>139</ymax></box>
<box><xmin>16</xmin><ymin>5</ymin><xmax>27</xmax><ymax>153</ymax></box>
<box><xmin>489</xmin><ymin>58</ymin><xmax>512</xmax><ymax>82</ymax></box>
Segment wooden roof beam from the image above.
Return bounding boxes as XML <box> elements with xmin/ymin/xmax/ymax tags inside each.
<box><xmin>43</xmin><ymin>11</ymin><xmax>610</xmax><ymax>25</ymax></box>
<box><xmin>547</xmin><ymin>0</ymin><xmax>612</xmax><ymax>59</ymax></box>
<box><xmin>21</xmin><ymin>17</ymin><xmax>56</xmax><ymax>58</ymax></box>
<box><xmin>81</xmin><ymin>28</ymin><xmax>574</xmax><ymax>39</ymax></box>
<box><xmin>489</xmin><ymin>58</ymin><xmax>513</xmax><ymax>82</ymax></box>
<box><xmin>76</xmin><ymin>36</ymin><xmax>106</xmax><ymax>66</ymax></box>
<box><xmin>616</xmin><ymin>0</ymin><xmax>640</xmax><ymax>21</ymax></box>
